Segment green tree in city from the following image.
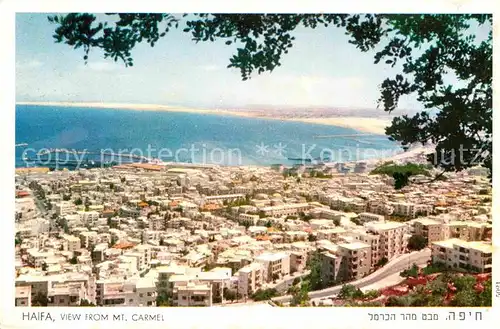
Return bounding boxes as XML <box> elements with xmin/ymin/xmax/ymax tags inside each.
<box><xmin>290</xmin><ymin>280</ymin><xmax>310</xmax><ymax>306</ymax></box>
<box><xmin>251</xmin><ymin>288</ymin><xmax>278</xmax><ymax>301</ymax></box>
<box><xmin>400</xmin><ymin>263</ymin><xmax>419</xmax><ymax>278</ymax></box>
<box><xmin>375</xmin><ymin>257</ymin><xmax>388</xmax><ymax>267</ymax></box>
<box><xmin>306</xmin><ymin>251</ymin><xmax>325</xmax><ymax>290</ymax></box>
<box><xmin>15</xmin><ymin>232</ymin><xmax>22</xmax><ymax>246</ymax></box>
<box><xmin>78</xmin><ymin>299</ymin><xmax>96</xmax><ymax>306</ymax></box>
<box><xmin>452</xmin><ymin>275</ymin><xmax>476</xmax><ymax>291</ymax></box>
<box><xmin>407</xmin><ymin>234</ymin><xmax>428</xmax><ymax>251</ymax></box>
<box><xmin>69</xmin><ymin>255</ymin><xmax>78</xmax><ymax>264</ymax></box>
<box><xmin>363</xmin><ymin>290</ymin><xmax>380</xmax><ymax>300</ymax></box>
<box><xmin>223</xmin><ymin>288</ymin><xmax>238</xmax><ymax>302</ymax></box>
<box><xmin>477</xmin><ymin>279</ymin><xmax>492</xmax><ymax>306</ymax></box>
<box><xmin>156</xmin><ymin>291</ymin><xmax>173</xmax><ymax>306</ymax></box>
<box><xmin>450</xmin><ymin>288</ymin><xmax>478</xmax><ymax>307</ymax></box>
<box><xmin>31</xmin><ymin>292</ymin><xmax>49</xmax><ymax>306</ymax></box>
<box><xmin>338</xmin><ymin>284</ymin><xmax>364</xmax><ymax>300</ymax></box>
<box><xmin>49</xmin><ymin>14</ymin><xmax>492</xmax><ymax>187</ymax></box>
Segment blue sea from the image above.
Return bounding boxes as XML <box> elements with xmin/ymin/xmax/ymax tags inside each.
<box><xmin>15</xmin><ymin>105</ymin><xmax>400</xmax><ymax>168</ymax></box>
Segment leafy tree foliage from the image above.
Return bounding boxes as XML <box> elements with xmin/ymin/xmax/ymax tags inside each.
<box><xmin>49</xmin><ymin>14</ymin><xmax>492</xmax><ymax>182</ymax></box>
<box><xmin>306</xmin><ymin>251</ymin><xmax>325</xmax><ymax>290</ymax></box>
<box><xmin>407</xmin><ymin>234</ymin><xmax>428</xmax><ymax>251</ymax></box>
<box><xmin>375</xmin><ymin>257</ymin><xmax>388</xmax><ymax>267</ymax></box>
<box><xmin>223</xmin><ymin>288</ymin><xmax>238</xmax><ymax>301</ymax></box>
<box><xmin>31</xmin><ymin>292</ymin><xmax>49</xmax><ymax>306</ymax></box>
<box><xmin>290</xmin><ymin>280</ymin><xmax>310</xmax><ymax>306</ymax></box>
<box><xmin>251</xmin><ymin>288</ymin><xmax>278</xmax><ymax>301</ymax></box>
<box><xmin>78</xmin><ymin>299</ymin><xmax>96</xmax><ymax>306</ymax></box>
<box><xmin>387</xmin><ymin>272</ymin><xmax>491</xmax><ymax>307</ymax></box>
<box><xmin>400</xmin><ymin>263</ymin><xmax>419</xmax><ymax>278</ymax></box>
<box><xmin>69</xmin><ymin>255</ymin><xmax>78</xmax><ymax>264</ymax></box>
<box><xmin>338</xmin><ymin>284</ymin><xmax>364</xmax><ymax>300</ymax></box>
<box><xmin>371</xmin><ymin>162</ymin><xmax>431</xmax><ymax>189</ymax></box>
<box><xmin>156</xmin><ymin>291</ymin><xmax>173</xmax><ymax>306</ymax></box>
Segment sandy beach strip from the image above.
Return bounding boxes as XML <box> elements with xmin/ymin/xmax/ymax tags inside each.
<box><xmin>16</xmin><ymin>101</ymin><xmax>390</xmax><ymax>135</ymax></box>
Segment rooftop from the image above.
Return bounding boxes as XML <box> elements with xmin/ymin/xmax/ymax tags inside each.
<box><xmin>338</xmin><ymin>241</ymin><xmax>371</xmax><ymax>250</ymax></box>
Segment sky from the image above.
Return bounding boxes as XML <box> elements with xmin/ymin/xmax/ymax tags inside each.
<box><xmin>15</xmin><ymin>13</ymin><xmax>489</xmax><ymax>113</ymax></box>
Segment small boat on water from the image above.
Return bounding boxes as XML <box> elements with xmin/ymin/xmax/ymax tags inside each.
<box><xmin>288</xmin><ymin>157</ymin><xmax>313</xmax><ymax>162</ymax></box>
<box><xmin>288</xmin><ymin>156</ymin><xmax>330</xmax><ymax>163</ymax></box>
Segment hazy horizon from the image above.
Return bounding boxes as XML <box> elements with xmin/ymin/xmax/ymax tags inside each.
<box><xmin>15</xmin><ymin>13</ymin><xmax>455</xmax><ymax>112</ymax></box>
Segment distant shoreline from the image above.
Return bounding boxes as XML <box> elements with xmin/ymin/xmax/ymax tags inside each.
<box><xmin>16</xmin><ymin>101</ymin><xmax>391</xmax><ymax>135</ymax></box>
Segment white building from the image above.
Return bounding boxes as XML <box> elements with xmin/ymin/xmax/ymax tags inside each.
<box><xmin>237</xmin><ymin>262</ymin><xmax>264</xmax><ymax>298</ymax></box>
<box><xmin>255</xmin><ymin>252</ymin><xmax>290</xmax><ymax>282</ymax></box>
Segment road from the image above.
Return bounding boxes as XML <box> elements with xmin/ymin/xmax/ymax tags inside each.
<box><xmin>263</xmin><ymin>270</ymin><xmax>311</xmax><ymax>293</ymax></box>
<box><xmin>272</xmin><ymin>249</ymin><xmax>431</xmax><ymax>303</ymax></box>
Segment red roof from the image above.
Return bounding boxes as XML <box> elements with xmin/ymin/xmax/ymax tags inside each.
<box><xmin>16</xmin><ymin>191</ymin><xmax>30</xmax><ymax>197</ymax></box>
<box><xmin>113</xmin><ymin>242</ymin><xmax>135</xmax><ymax>249</ymax></box>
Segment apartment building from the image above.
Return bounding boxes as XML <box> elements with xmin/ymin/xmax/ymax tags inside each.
<box><xmin>47</xmin><ymin>281</ymin><xmax>87</xmax><ymax>306</ymax></box>
<box><xmin>77</xmin><ymin>211</ymin><xmax>100</xmax><ymax>225</ymax></box>
<box><xmin>135</xmin><ymin>278</ymin><xmax>157</xmax><ymax>307</ymax></box>
<box><xmin>15</xmin><ymin>197</ymin><xmax>37</xmax><ymax>222</ymax></box>
<box><xmin>119</xmin><ymin>206</ymin><xmax>141</xmax><ymax>218</ymax></box>
<box><xmin>172</xmin><ymin>281</ymin><xmax>212</xmax><ymax>307</ymax></box>
<box><xmin>238</xmin><ymin>213</ymin><xmax>260</xmax><ymax>225</ymax></box>
<box><xmin>237</xmin><ymin>262</ymin><xmax>264</xmax><ymax>297</ymax></box>
<box><xmin>156</xmin><ymin>265</ymin><xmax>190</xmax><ymax>295</ymax></box>
<box><xmin>26</xmin><ymin>248</ymin><xmax>55</xmax><ymax>268</ymax></box>
<box><xmin>95</xmin><ymin>280</ymin><xmax>144</xmax><ymax>306</ymax></box>
<box><xmin>255</xmin><ymin>252</ymin><xmax>290</xmax><ymax>281</ymax></box>
<box><xmin>260</xmin><ymin>203</ymin><xmax>310</xmax><ymax>217</ymax></box>
<box><xmin>431</xmin><ymin>239</ymin><xmax>493</xmax><ymax>273</ymax></box>
<box><xmin>467</xmin><ymin>222</ymin><xmax>493</xmax><ymax>242</ymax></box>
<box><xmin>16</xmin><ymin>272</ymin><xmax>96</xmax><ymax>306</ymax></box>
<box><xmin>365</xmin><ymin>221</ymin><xmax>409</xmax><ymax>262</ymax></box>
<box><xmin>390</xmin><ymin>202</ymin><xmax>416</xmax><ymax>217</ymax></box>
<box><xmin>204</xmin><ymin>194</ymin><xmax>245</xmax><ymax>203</ymax></box>
<box><xmin>351</xmin><ymin>230</ymin><xmax>381</xmax><ymax>268</ymax></box>
<box><xmin>80</xmin><ymin>231</ymin><xmax>98</xmax><ymax>249</ymax></box>
<box><xmin>309</xmin><ymin>219</ymin><xmax>335</xmax><ymax>230</ymax></box>
<box><xmin>319</xmin><ymin>244</ymin><xmax>343</xmax><ymax>285</ymax></box>
<box><xmin>55</xmin><ymin>201</ymin><xmax>75</xmax><ymax>216</ymax></box>
<box><xmin>284</xmin><ymin>231</ymin><xmax>309</xmax><ymax>243</ymax></box>
<box><xmin>92</xmin><ymin>243</ymin><xmax>108</xmax><ymax>263</ymax></box>
<box><xmin>316</xmin><ymin>227</ymin><xmax>346</xmax><ymax>242</ymax></box>
<box><xmin>441</xmin><ymin>221</ymin><xmax>469</xmax><ymax>240</ymax></box>
<box><xmin>96</xmin><ymin>278</ymin><xmax>157</xmax><ymax>307</ymax></box>
<box><xmin>289</xmin><ymin>242</ymin><xmax>310</xmax><ymax>273</ymax></box>
<box><xmin>15</xmin><ymin>275</ymin><xmax>49</xmax><ymax>304</ymax></box>
<box><xmin>15</xmin><ymin>285</ymin><xmax>32</xmax><ymax>307</ymax></box>
<box><xmin>196</xmin><ymin>267</ymin><xmax>233</xmax><ymax>303</ymax></box>
<box><xmin>413</xmin><ymin>218</ymin><xmax>443</xmax><ymax>244</ymax></box>
<box><xmin>358</xmin><ymin>212</ymin><xmax>385</xmax><ymax>223</ymax></box>
<box><xmin>337</xmin><ymin>242</ymin><xmax>371</xmax><ymax>281</ymax></box>
<box><xmin>61</xmin><ymin>234</ymin><xmax>82</xmax><ymax>252</ymax></box>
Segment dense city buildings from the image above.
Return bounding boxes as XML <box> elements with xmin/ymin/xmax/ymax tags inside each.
<box><xmin>14</xmin><ymin>158</ymin><xmax>492</xmax><ymax>307</ymax></box>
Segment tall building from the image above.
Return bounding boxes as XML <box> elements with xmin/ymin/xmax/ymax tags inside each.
<box><xmin>365</xmin><ymin>221</ymin><xmax>409</xmax><ymax>262</ymax></box>
<box><xmin>431</xmin><ymin>239</ymin><xmax>492</xmax><ymax>273</ymax></box>
<box><xmin>337</xmin><ymin>242</ymin><xmax>371</xmax><ymax>281</ymax></box>
<box><xmin>255</xmin><ymin>252</ymin><xmax>290</xmax><ymax>282</ymax></box>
